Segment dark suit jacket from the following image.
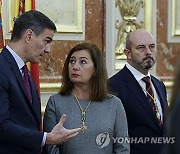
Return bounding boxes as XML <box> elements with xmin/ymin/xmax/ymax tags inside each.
<box><xmin>108</xmin><ymin>66</ymin><xmax>168</xmax><ymax>154</ymax></box>
<box><xmin>0</xmin><ymin>47</ymin><xmax>43</xmax><ymax>153</ymax></box>
<box><xmin>161</xmin><ymin>96</ymin><xmax>180</xmax><ymax>154</ymax></box>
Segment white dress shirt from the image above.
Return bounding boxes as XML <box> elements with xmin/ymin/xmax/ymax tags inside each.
<box><xmin>126</xmin><ymin>63</ymin><xmax>163</xmax><ymax>122</ymax></box>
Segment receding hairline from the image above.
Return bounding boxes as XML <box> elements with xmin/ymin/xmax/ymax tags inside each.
<box><xmin>129</xmin><ymin>29</ymin><xmax>154</xmax><ymax>40</ymax></box>
<box><xmin>126</xmin><ymin>29</ymin><xmax>155</xmax><ymax>49</ymax></box>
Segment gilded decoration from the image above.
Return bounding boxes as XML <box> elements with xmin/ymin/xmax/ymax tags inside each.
<box><xmin>115</xmin><ymin>0</ymin><xmax>144</xmax><ymax>59</ymax></box>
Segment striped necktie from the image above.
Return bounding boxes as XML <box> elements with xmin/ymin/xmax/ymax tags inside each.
<box><xmin>142</xmin><ymin>77</ymin><xmax>154</xmax><ymax>104</ymax></box>
<box><xmin>142</xmin><ymin>77</ymin><xmax>162</xmax><ymax>126</ymax></box>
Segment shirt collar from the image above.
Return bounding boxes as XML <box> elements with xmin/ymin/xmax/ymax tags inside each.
<box><xmin>126</xmin><ymin>62</ymin><xmax>151</xmax><ymax>82</ymax></box>
<box><xmin>6</xmin><ymin>45</ymin><xmax>25</xmax><ymax>70</ymax></box>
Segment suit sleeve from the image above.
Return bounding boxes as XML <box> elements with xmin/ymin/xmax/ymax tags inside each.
<box><xmin>0</xmin><ymin>70</ymin><xmax>43</xmax><ymax>150</ymax></box>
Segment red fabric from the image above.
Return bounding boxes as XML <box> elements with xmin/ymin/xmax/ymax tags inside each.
<box><xmin>31</xmin><ymin>0</ymin><xmax>35</xmax><ymax>10</ymax></box>
<box><xmin>0</xmin><ymin>0</ymin><xmax>4</xmax><ymax>49</ymax></box>
<box><xmin>19</xmin><ymin>0</ymin><xmax>25</xmax><ymax>15</ymax></box>
<box><xmin>30</xmin><ymin>0</ymin><xmax>40</xmax><ymax>96</ymax></box>
<box><xmin>31</xmin><ymin>64</ymin><xmax>40</xmax><ymax>96</ymax></box>
<box><xmin>30</xmin><ymin>0</ymin><xmax>42</xmax><ymax>131</ymax></box>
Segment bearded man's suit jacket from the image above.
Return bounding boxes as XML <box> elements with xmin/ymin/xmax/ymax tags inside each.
<box><xmin>0</xmin><ymin>47</ymin><xmax>43</xmax><ymax>153</ymax></box>
<box><xmin>108</xmin><ymin>66</ymin><xmax>168</xmax><ymax>154</ymax></box>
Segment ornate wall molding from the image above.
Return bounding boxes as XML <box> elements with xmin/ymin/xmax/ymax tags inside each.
<box><xmin>114</xmin><ymin>0</ymin><xmax>156</xmax><ymax>71</ymax></box>
<box><xmin>168</xmin><ymin>0</ymin><xmax>180</xmax><ymax>42</ymax></box>
<box><xmin>2</xmin><ymin>0</ymin><xmax>85</xmax><ymax>40</ymax></box>
<box><xmin>105</xmin><ymin>0</ymin><xmax>156</xmax><ymax>77</ymax></box>
<box><xmin>40</xmin><ymin>83</ymin><xmax>60</xmax><ymax>114</ymax></box>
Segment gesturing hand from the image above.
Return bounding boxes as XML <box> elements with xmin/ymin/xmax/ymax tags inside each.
<box><xmin>46</xmin><ymin>114</ymin><xmax>81</xmax><ymax>144</ymax></box>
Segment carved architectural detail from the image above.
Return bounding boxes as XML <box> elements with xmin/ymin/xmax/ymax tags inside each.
<box><xmin>115</xmin><ymin>0</ymin><xmax>144</xmax><ymax>59</ymax></box>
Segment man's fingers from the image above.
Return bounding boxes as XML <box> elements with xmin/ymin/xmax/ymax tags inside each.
<box><xmin>67</xmin><ymin>132</ymin><xmax>79</xmax><ymax>139</ymax></box>
<box><xmin>69</xmin><ymin>128</ymin><xmax>82</xmax><ymax>134</ymax></box>
<box><xmin>66</xmin><ymin>128</ymin><xmax>81</xmax><ymax>138</ymax></box>
<box><xmin>55</xmin><ymin>128</ymin><xmax>81</xmax><ymax>145</ymax></box>
<box><xmin>59</xmin><ymin>114</ymin><xmax>66</xmax><ymax>126</ymax></box>
<box><xmin>57</xmin><ymin>132</ymin><xmax>79</xmax><ymax>144</ymax></box>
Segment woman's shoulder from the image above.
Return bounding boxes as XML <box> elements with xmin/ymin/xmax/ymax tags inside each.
<box><xmin>50</xmin><ymin>93</ymin><xmax>64</xmax><ymax>99</ymax></box>
<box><xmin>48</xmin><ymin>93</ymin><xmax>74</xmax><ymax>105</ymax></box>
<box><xmin>106</xmin><ymin>94</ymin><xmax>126</xmax><ymax>115</ymax></box>
<box><xmin>103</xmin><ymin>94</ymin><xmax>123</xmax><ymax>108</ymax></box>
<box><xmin>107</xmin><ymin>93</ymin><xmax>122</xmax><ymax>103</ymax></box>
<box><xmin>50</xmin><ymin>93</ymin><xmax>72</xmax><ymax>99</ymax></box>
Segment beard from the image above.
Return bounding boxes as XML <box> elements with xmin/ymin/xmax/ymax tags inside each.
<box><xmin>132</xmin><ymin>56</ymin><xmax>155</xmax><ymax>70</ymax></box>
<box><xmin>143</xmin><ymin>57</ymin><xmax>155</xmax><ymax>69</ymax></box>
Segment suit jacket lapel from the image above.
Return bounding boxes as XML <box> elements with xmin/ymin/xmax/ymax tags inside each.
<box><xmin>151</xmin><ymin>77</ymin><xmax>167</xmax><ymax>125</ymax></box>
<box><xmin>151</xmin><ymin>77</ymin><xmax>167</xmax><ymax>112</ymax></box>
<box><xmin>123</xmin><ymin>66</ymin><xmax>162</xmax><ymax>130</ymax></box>
<box><xmin>11</xmin><ymin>65</ymin><xmax>30</xmax><ymax>100</ymax></box>
<box><xmin>29</xmin><ymin>74</ymin><xmax>41</xmax><ymax>124</ymax></box>
<box><xmin>2</xmin><ymin>48</ymin><xmax>29</xmax><ymax>100</ymax></box>
<box><xmin>3</xmin><ymin>48</ymin><xmax>41</xmax><ymax>126</ymax></box>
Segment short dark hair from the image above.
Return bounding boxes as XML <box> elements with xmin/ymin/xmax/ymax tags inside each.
<box><xmin>11</xmin><ymin>10</ymin><xmax>56</xmax><ymax>42</ymax></box>
<box><xmin>60</xmin><ymin>43</ymin><xmax>109</xmax><ymax>101</ymax></box>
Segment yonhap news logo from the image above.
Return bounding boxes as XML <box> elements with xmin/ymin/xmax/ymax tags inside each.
<box><xmin>96</xmin><ymin>132</ymin><xmax>175</xmax><ymax>148</ymax></box>
<box><xmin>96</xmin><ymin>132</ymin><xmax>110</xmax><ymax>148</ymax></box>
<box><xmin>112</xmin><ymin>136</ymin><xmax>175</xmax><ymax>144</ymax></box>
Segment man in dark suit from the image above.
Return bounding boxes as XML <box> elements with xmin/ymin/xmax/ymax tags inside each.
<box><xmin>109</xmin><ymin>29</ymin><xmax>167</xmax><ymax>154</ymax></box>
<box><xmin>0</xmin><ymin>10</ymin><xmax>80</xmax><ymax>153</ymax></box>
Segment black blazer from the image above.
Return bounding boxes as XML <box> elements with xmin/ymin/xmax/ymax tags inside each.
<box><xmin>0</xmin><ymin>47</ymin><xmax>43</xmax><ymax>153</ymax></box>
<box><xmin>108</xmin><ymin>66</ymin><xmax>168</xmax><ymax>154</ymax></box>
<box><xmin>161</xmin><ymin>96</ymin><xmax>180</xmax><ymax>154</ymax></box>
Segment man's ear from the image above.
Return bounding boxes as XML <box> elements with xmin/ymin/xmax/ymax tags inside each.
<box><xmin>124</xmin><ymin>49</ymin><xmax>131</xmax><ymax>60</ymax></box>
<box><xmin>25</xmin><ymin>29</ymin><xmax>33</xmax><ymax>42</ymax></box>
